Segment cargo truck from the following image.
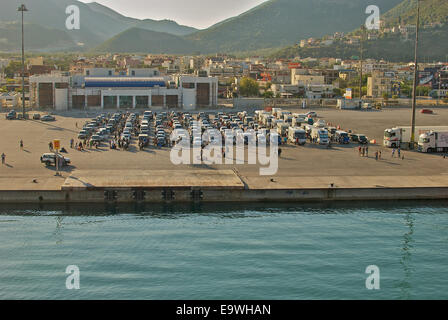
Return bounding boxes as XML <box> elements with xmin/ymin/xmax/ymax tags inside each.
<box><xmin>418</xmin><ymin>131</ymin><xmax>448</xmax><ymax>153</ymax></box>
<box><xmin>311</xmin><ymin>127</ymin><xmax>329</xmax><ymax>145</ymax></box>
<box><xmin>288</xmin><ymin>127</ymin><xmax>307</xmax><ymax>145</ymax></box>
<box><xmin>383</xmin><ymin>126</ymin><xmax>448</xmax><ymax>148</ymax></box>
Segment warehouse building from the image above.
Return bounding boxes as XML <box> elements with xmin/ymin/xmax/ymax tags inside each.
<box><xmin>29</xmin><ymin>69</ymin><xmax>218</xmax><ymax>110</ymax></box>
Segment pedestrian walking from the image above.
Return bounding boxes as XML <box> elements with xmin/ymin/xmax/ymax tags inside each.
<box><xmin>379</xmin><ymin>151</ymin><xmax>382</xmax><ymax>160</ymax></box>
<box><xmin>358</xmin><ymin>146</ymin><xmax>362</xmax><ymax>156</ymax></box>
<box><xmin>398</xmin><ymin>147</ymin><xmax>401</xmax><ymax>158</ymax></box>
<box><xmin>366</xmin><ymin>146</ymin><xmax>369</xmax><ymax>157</ymax></box>
<box><xmin>392</xmin><ymin>148</ymin><xmax>396</xmax><ymax>158</ymax></box>
<box><xmin>20</xmin><ymin>140</ymin><xmax>23</xmax><ymax>150</ymax></box>
<box><xmin>70</xmin><ymin>139</ymin><xmax>74</xmax><ymax>149</ymax></box>
<box><xmin>1</xmin><ymin>153</ymin><xmax>5</xmax><ymax>165</ymax></box>
<box><xmin>362</xmin><ymin>147</ymin><xmax>365</xmax><ymax>157</ymax></box>
<box><xmin>278</xmin><ymin>148</ymin><xmax>282</xmax><ymax>158</ymax></box>
<box><xmin>375</xmin><ymin>151</ymin><xmax>378</xmax><ymax>161</ymax></box>
<box><xmin>49</xmin><ymin>142</ymin><xmax>53</xmax><ymax>151</ymax></box>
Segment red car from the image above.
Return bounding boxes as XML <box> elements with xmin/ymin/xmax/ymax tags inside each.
<box><xmin>420</xmin><ymin>109</ymin><xmax>434</xmax><ymax>114</ymax></box>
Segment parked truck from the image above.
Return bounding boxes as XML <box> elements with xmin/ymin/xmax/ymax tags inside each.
<box><xmin>288</xmin><ymin>127</ymin><xmax>307</xmax><ymax>145</ymax></box>
<box><xmin>311</xmin><ymin>127</ymin><xmax>329</xmax><ymax>145</ymax></box>
<box><xmin>277</xmin><ymin>122</ymin><xmax>289</xmax><ymax>136</ymax></box>
<box><xmin>418</xmin><ymin>131</ymin><xmax>448</xmax><ymax>153</ymax></box>
<box><xmin>337</xmin><ymin>99</ymin><xmax>361</xmax><ymax>110</ymax></box>
<box><xmin>383</xmin><ymin>126</ymin><xmax>448</xmax><ymax>148</ymax></box>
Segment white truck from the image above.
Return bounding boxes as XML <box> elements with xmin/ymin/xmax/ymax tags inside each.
<box><xmin>311</xmin><ymin>127</ymin><xmax>329</xmax><ymax>145</ymax></box>
<box><xmin>337</xmin><ymin>99</ymin><xmax>361</xmax><ymax>110</ymax></box>
<box><xmin>384</xmin><ymin>126</ymin><xmax>448</xmax><ymax>148</ymax></box>
<box><xmin>277</xmin><ymin>122</ymin><xmax>289</xmax><ymax>136</ymax></box>
<box><xmin>418</xmin><ymin>131</ymin><xmax>448</xmax><ymax>153</ymax></box>
<box><xmin>288</xmin><ymin>127</ymin><xmax>307</xmax><ymax>145</ymax></box>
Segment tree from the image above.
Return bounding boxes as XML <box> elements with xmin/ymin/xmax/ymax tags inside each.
<box><xmin>263</xmin><ymin>91</ymin><xmax>274</xmax><ymax>98</ymax></box>
<box><xmin>239</xmin><ymin>77</ymin><xmax>259</xmax><ymax>97</ymax></box>
<box><xmin>416</xmin><ymin>86</ymin><xmax>431</xmax><ymax>96</ymax></box>
<box><xmin>4</xmin><ymin>61</ymin><xmax>22</xmax><ymax>78</ymax></box>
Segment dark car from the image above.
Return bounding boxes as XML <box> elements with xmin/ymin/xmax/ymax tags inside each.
<box><xmin>32</xmin><ymin>113</ymin><xmax>41</xmax><ymax>120</ymax></box>
<box><xmin>41</xmin><ymin>115</ymin><xmax>56</xmax><ymax>121</ymax></box>
<box><xmin>357</xmin><ymin>135</ymin><xmax>369</xmax><ymax>144</ymax></box>
<box><xmin>350</xmin><ymin>134</ymin><xmax>359</xmax><ymax>143</ymax></box>
<box><xmin>40</xmin><ymin>153</ymin><xmax>71</xmax><ymax>167</ymax></box>
<box><xmin>6</xmin><ymin>111</ymin><xmax>16</xmax><ymax>120</ymax></box>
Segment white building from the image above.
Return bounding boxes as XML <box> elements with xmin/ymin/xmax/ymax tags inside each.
<box><xmin>29</xmin><ymin>72</ymin><xmax>218</xmax><ymax>110</ymax></box>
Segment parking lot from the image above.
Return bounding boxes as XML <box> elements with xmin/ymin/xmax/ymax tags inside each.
<box><xmin>1</xmin><ymin>107</ymin><xmax>448</xmax><ymax>191</ymax></box>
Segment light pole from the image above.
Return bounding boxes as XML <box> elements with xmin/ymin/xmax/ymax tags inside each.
<box><xmin>18</xmin><ymin>4</ymin><xmax>28</xmax><ymax>119</ymax></box>
<box><xmin>438</xmin><ymin>69</ymin><xmax>446</xmax><ymax>105</ymax></box>
<box><xmin>359</xmin><ymin>25</ymin><xmax>366</xmax><ymax>106</ymax></box>
<box><xmin>410</xmin><ymin>0</ymin><xmax>421</xmax><ymax>147</ymax></box>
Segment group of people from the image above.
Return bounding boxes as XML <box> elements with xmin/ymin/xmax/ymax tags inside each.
<box><xmin>391</xmin><ymin>147</ymin><xmax>404</xmax><ymax>160</ymax></box>
<box><xmin>109</xmin><ymin>137</ymin><xmax>130</xmax><ymax>150</ymax></box>
<box><xmin>358</xmin><ymin>146</ymin><xmax>370</xmax><ymax>157</ymax></box>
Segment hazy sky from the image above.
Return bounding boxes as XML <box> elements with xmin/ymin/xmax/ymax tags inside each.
<box><xmin>79</xmin><ymin>0</ymin><xmax>267</xmax><ymax>29</ymax></box>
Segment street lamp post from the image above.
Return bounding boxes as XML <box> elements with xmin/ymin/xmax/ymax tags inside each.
<box><xmin>359</xmin><ymin>25</ymin><xmax>366</xmax><ymax>106</ymax></box>
<box><xmin>18</xmin><ymin>4</ymin><xmax>28</xmax><ymax>119</ymax></box>
<box><xmin>410</xmin><ymin>0</ymin><xmax>421</xmax><ymax>147</ymax></box>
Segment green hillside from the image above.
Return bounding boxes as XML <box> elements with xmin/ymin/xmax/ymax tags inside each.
<box><xmin>383</xmin><ymin>0</ymin><xmax>448</xmax><ymax>27</ymax></box>
<box><xmin>186</xmin><ymin>0</ymin><xmax>403</xmax><ymax>53</ymax></box>
<box><xmin>0</xmin><ymin>22</ymin><xmax>76</xmax><ymax>52</ymax></box>
<box><xmin>95</xmin><ymin>28</ymin><xmax>195</xmax><ymax>54</ymax></box>
<box><xmin>271</xmin><ymin>24</ymin><xmax>448</xmax><ymax>62</ymax></box>
<box><xmin>0</xmin><ymin>0</ymin><xmax>198</xmax><ymax>51</ymax></box>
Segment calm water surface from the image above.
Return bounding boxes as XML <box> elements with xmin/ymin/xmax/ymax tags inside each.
<box><xmin>0</xmin><ymin>201</ymin><xmax>447</xmax><ymax>300</ymax></box>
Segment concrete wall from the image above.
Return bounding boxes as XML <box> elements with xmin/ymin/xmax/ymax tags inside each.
<box><xmin>1</xmin><ymin>187</ymin><xmax>447</xmax><ymax>204</ymax></box>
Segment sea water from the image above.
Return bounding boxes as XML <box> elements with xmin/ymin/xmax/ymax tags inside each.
<box><xmin>0</xmin><ymin>201</ymin><xmax>447</xmax><ymax>300</ymax></box>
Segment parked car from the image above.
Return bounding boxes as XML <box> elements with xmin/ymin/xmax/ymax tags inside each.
<box><xmin>420</xmin><ymin>109</ymin><xmax>434</xmax><ymax>114</ymax></box>
<box><xmin>32</xmin><ymin>113</ymin><xmax>41</xmax><ymax>120</ymax></box>
<box><xmin>91</xmin><ymin>135</ymin><xmax>103</xmax><ymax>143</ymax></box>
<box><xmin>6</xmin><ymin>110</ymin><xmax>16</xmax><ymax>120</ymax></box>
<box><xmin>40</xmin><ymin>153</ymin><xmax>70</xmax><ymax>167</ymax></box>
<box><xmin>78</xmin><ymin>130</ymin><xmax>90</xmax><ymax>140</ymax></box>
<box><xmin>41</xmin><ymin>115</ymin><xmax>56</xmax><ymax>121</ymax></box>
<box><xmin>357</xmin><ymin>134</ymin><xmax>369</xmax><ymax>144</ymax></box>
<box><xmin>305</xmin><ymin>111</ymin><xmax>318</xmax><ymax>118</ymax></box>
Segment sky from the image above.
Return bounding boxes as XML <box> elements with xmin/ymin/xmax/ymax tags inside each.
<box><xmin>79</xmin><ymin>0</ymin><xmax>268</xmax><ymax>29</ymax></box>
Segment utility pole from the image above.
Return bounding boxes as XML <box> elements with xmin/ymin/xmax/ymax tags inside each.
<box><xmin>18</xmin><ymin>4</ymin><xmax>28</xmax><ymax>119</ymax></box>
<box><xmin>410</xmin><ymin>0</ymin><xmax>421</xmax><ymax>147</ymax></box>
<box><xmin>359</xmin><ymin>25</ymin><xmax>366</xmax><ymax>106</ymax></box>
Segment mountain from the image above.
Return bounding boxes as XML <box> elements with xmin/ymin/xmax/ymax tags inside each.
<box><xmin>271</xmin><ymin>24</ymin><xmax>448</xmax><ymax>62</ymax></box>
<box><xmin>86</xmin><ymin>2</ymin><xmax>198</xmax><ymax>36</ymax></box>
<box><xmin>382</xmin><ymin>0</ymin><xmax>448</xmax><ymax>26</ymax></box>
<box><xmin>271</xmin><ymin>0</ymin><xmax>448</xmax><ymax>62</ymax></box>
<box><xmin>0</xmin><ymin>0</ymin><xmax>198</xmax><ymax>51</ymax></box>
<box><xmin>0</xmin><ymin>22</ymin><xmax>76</xmax><ymax>52</ymax></box>
<box><xmin>95</xmin><ymin>28</ymin><xmax>195</xmax><ymax>54</ymax></box>
<box><xmin>185</xmin><ymin>0</ymin><xmax>404</xmax><ymax>53</ymax></box>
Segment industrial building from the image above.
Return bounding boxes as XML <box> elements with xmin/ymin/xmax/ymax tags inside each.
<box><xmin>29</xmin><ymin>68</ymin><xmax>218</xmax><ymax>110</ymax></box>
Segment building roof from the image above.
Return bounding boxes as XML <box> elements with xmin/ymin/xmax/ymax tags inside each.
<box><xmin>84</xmin><ymin>77</ymin><xmax>166</xmax><ymax>88</ymax></box>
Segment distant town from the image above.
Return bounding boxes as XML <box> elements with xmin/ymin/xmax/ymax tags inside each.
<box><xmin>1</xmin><ymin>35</ymin><xmax>448</xmax><ymax>111</ymax></box>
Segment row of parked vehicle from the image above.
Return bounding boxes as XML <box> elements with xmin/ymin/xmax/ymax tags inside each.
<box><xmin>5</xmin><ymin>110</ymin><xmax>55</xmax><ymax>121</ymax></box>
